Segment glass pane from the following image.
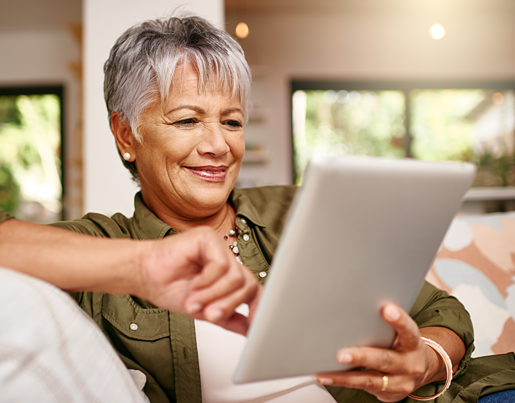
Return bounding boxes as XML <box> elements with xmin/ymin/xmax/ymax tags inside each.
<box><xmin>0</xmin><ymin>94</ymin><xmax>62</xmax><ymax>223</ymax></box>
<box><xmin>410</xmin><ymin>89</ymin><xmax>515</xmax><ymax>186</ymax></box>
<box><xmin>293</xmin><ymin>89</ymin><xmax>406</xmax><ymax>184</ymax></box>
<box><xmin>410</xmin><ymin>89</ymin><xmax>485</xmax><ymax>161</ymax></box>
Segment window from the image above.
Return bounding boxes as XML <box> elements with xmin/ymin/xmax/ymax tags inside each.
<box><xmin>291</xmin><ymin>81</ymin><xmax>515</xmax><ymax>185</ymax></box>
<box><xmin>0</xmin><ymin>86</ymin><xmax>64</xmax><ymax>223</ymax></box>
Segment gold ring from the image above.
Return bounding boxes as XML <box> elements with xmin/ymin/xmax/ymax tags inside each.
<box><xmin>381</xmin><ymin>375</ymin><xmax>388</xmax><ymax>392</ymax></box>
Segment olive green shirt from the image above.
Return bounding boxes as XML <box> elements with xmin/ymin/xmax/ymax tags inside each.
<box><xmin>0</xmin><ymin>209</ymin><xmax>13</xmax><ymax>224</ymax></box>
<box><xmin>48</xmin><ymin>188</ymin><xmax>515</xmax><ymax>403</ymax></box>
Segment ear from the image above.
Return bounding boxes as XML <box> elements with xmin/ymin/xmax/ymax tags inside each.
<box><xmin>111</xmin><ymin>112</ymin><xmax>137</xmax><ymax>161</ymax></box>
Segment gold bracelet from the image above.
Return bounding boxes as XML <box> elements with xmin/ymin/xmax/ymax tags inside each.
<box><xmin>408</xmin><ymin>337</ymin><xmax>453</xmax><ymax>401</ymax></box>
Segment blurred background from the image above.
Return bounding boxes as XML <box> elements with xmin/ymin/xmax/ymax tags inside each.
<box><xmin>1</xmin><ymin>0</ymin><xmax>514</xmax><ymax>221</ymax></box>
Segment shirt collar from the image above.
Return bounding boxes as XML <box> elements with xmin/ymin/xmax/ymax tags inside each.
<box><xmin>132</xmin><ymin>192</ymin><xmax>176</xmax><ymax>239</ymax></box>
<box><xmin>230</xmin><ymin>188</ymin><xmax>267</xmax><ymax>228</ymax></box>
<box><xmin>131</xmin><ymin>188</ymin><xmax>266</xmax><ymax>240</ymax></box>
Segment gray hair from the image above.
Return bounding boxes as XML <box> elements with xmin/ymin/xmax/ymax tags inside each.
<box><xmin>103</xmin><ymin>15</ymin><xmax>252</xmax><ymax>182</ymax></box>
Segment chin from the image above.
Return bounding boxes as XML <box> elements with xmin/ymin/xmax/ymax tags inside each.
<box><xmin>187</xmin><ymin>185</ymin><xmax>233</xmax><ymax>210</ymax></box>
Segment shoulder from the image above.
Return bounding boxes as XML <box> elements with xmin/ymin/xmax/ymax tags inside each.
<box><xmin>233</xmin><ymin>185</ymin><xmax>297</xmax><ymax>213</ymax></box>
<box><xmin>0</xmin><ymin>208</ymin><xmax>13</xmax><ymax>224</ymax></box>
<box><xmin>231</xmin><ymin>185</ymin><xmax>298</xmax><ymax>236</ymax></box>
<box><xmin>49</xmin><ymin>211</ymin><xmax>133</xmax><ymax>239</ymax></box>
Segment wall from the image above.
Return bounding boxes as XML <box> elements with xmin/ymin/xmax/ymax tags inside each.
<box><xmin>84</xmin><ymin>0</ymin><xmax>224</xmax><ymax>217</ymax></box>
<box><xmin>2</xmin><ymin>0</ymin><xmax>514</xmax><ymax>215</ymax></box>
<box><xmin>226</xmin><ymin>0</ymin><xmax>515</xmax><ymax>185</ymax></box>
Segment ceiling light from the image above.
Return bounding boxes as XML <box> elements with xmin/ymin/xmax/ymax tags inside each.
<box><xmin>235</xmin><ymin>22</ymin><xmax>249</xmax><ymax>39</ymax></box>
<box><xmin>492</xmin><ymin>92</ymin><xmax>505</xmax><ymax>105</ymax></box>
<box><xmin>429</xmin><ymin>23</ymin><xmax>446</xmax><ymax>40</ymax></box>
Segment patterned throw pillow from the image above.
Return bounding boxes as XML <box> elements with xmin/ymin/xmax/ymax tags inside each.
<box><xmin>426</xmin><ymin>212</ymin><xmax>515</xmax><ymax>357</ymax></box>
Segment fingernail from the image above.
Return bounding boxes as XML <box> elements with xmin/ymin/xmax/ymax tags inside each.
<box><xmin>385</xmin><ymin>305</ymin><xmax>400</xmax><ymax>321</ymax></box>
<box><xmin>188</xmin><ymin>303</ymin><xmax>202</xmax><ymax>315</ymax></box>
<box><xmin>207</xmin><ymin>309</ymin><xmax>223</xmax><ymax>322</ymax></box>
<box><xmin>337</xmin><ymin>352</ymin><xmax>353</xmax><ymax>364</ymax></box>
<box><xmin>317</xmin><ymin>377</ymin><xmax>333</xmax><ymax>385</ymax></box>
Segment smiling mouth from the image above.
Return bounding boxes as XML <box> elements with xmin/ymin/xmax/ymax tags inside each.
<box><xmin>185</xmin><ymin>165</ymin><xmax>228</xmax><ymax>182</ymax></box>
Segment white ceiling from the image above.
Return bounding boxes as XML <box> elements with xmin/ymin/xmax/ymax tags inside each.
<box><xmin>1</xmin><ymin>0</ymin><xmax>513</xmax><ymax>31</ymax></box>
<box><xmin>225</xmin><ymin>0</ymin><xmax>515</xmax><ymax>16</ymax></box>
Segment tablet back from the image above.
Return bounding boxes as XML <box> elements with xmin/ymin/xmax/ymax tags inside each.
<box><xmin>234</xmin><ymin>156</ymin><xmax>476</xmax><ymax>384</ymax></box>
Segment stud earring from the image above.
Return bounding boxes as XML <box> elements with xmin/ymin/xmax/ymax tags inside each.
<box><xmin>123</xmin><ymin>152</ymin><xmax>131</xmax><ymax>161</ymax></box>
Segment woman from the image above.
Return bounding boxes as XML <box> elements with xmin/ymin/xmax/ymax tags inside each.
<box><xmin>50</xmin><ymin>15</ymin><xmax>515</xmax><ymax>403</ymax></box>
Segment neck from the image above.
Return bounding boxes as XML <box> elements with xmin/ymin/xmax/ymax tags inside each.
<box><xmin>139</xmin><ymin>187</ymin><xmax>237</xmax><ymax>235</ymax></box>
<box><xmin>177</xmin><ymin>202</ymin><xmax>235</xmax><ymax>235</ymax></box>
<box><xmin>151</xmin><ymin>200</ymin><xmax>235</xmax><ymax>236</ymax></box>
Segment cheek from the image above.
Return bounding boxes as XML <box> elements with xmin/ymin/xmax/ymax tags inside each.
<box><xmin>151</xmin><ymin>136</ymin><xmax>198</xmax><ymax>165</ymax></box>
<box><xmin>230</xmin><ymin>133</ymin><xmax>246</xmax><ymax>160</ymax></box>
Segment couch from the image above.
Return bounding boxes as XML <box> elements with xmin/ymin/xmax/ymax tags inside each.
<box><xmin>426</xmin><ymin>211</ymin><xmax>515</xmax><ymax>357</ymax></box>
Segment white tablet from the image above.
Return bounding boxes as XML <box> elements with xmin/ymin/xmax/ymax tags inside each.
<box><xmin>234</xmin><ymin>156</ymin><xmax>476</xmax><ymax>384</ymax></box>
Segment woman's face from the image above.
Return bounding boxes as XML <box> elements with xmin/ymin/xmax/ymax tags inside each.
<box><xmin>133</xmin><ymin>64</ymin><xmax>245</xmax><ymax>221</ymax></box>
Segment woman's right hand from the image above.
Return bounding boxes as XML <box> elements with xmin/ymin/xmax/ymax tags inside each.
<box><xmin>316</xmin><ymin>304</ymin><xmax>464</xmax><ymax>402</ymax></box>
<box><xmin>138</xmin><ymin>226</ymin><xmax>261</xmax><ymax>335</ymax></box>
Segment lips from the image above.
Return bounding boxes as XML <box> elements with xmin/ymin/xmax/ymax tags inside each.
<box><xmin>185</xmin><ymin>165</ymin><xmax>228</xmax><ymax>182</ymax></box>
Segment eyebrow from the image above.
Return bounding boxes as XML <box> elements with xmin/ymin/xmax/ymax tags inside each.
<box><xmin>222</xmin><ymin>107</ymin><xmax>244</xmax><ymax>116</ymax></box>
<box><xmin>166</xmin><ymin>105</ymin><xmax>204</xmax><ymax>115</ymax></box>
<box><xmin>165</xmin><ymin>105</ymin><xmax>244</xmax><ymax>116</ymax></box>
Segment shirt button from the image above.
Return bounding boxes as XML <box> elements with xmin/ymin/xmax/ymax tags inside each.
<box><xmin>130</xmin><ymin>323</ymin><xmax>138</xmax><ymax>331</ymax></box>
<box><xmin>259</xmin><ymin>271</ymin><xmax>267</xmax><ymax>278</ymax></box>
<box><xmin>241</xmin><ymin>218</ymin><xmax>247</xmax><ymax>225</ymax></box>
<box><xmin>243</xmin><ymin>234</ymin><xmax>250</xmax><ymax>242</ymax></box>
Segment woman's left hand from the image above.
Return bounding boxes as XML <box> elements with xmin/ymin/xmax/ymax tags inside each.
<box><xmin>316</xmin><ymin>304</ymin><xmax>439</xmax><ymax>402</ymax></box>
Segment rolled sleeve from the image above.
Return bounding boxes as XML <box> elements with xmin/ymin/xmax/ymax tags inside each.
<box><xmin>410</xmin><ymin>281</ymin><xmax>475</xmax><ymax>378</ymax></box>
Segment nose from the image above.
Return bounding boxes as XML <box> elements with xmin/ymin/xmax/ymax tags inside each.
<box><xmin>197</xmin><ymin>123</ymin><xmax>230</xmax><ymax>157</ymax></box>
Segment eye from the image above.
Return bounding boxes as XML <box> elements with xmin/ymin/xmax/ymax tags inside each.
<box><xmin>173</xmin><ymin>118</ymin><xmax>198</xmax><ymax>127</ymax></box>
<box><xmin>224</xmin><ymin>120</ymin><xmax>243</xmax><ymax>129</ymax></box>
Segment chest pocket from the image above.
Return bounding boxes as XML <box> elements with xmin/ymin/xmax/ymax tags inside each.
<box><xmin>101</xmin><ymin>294</ymin><xmax>175</xmax><ymax>391</ymax></box>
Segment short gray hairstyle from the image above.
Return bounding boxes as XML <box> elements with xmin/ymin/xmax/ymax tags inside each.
<box><xmin>104</xmin><ymin>15</ymin><xmax>252</xmax><ymax>182</ymax></box>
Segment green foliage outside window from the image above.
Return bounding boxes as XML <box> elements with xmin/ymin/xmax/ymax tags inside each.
<box><xmin>293</xmin><ymin>90</ymin><xmax>406</xmax><ymax>183</ymax></box>
<box><xmin>294</xmin><ymin>86</ymin><xmax>515</xmax><ymax>187</ymax></box>
<box><xmin>0</xmin><ymin>165</ymin><xmax>19</xmax><ymax>215</ymax></box>
<box><xmin>410</xmin><ymin>89</ymin><xmax>484</xmax><ymax>161</ymax></box>
<box><xmin>0</xmin><ymin>94</ymin><xmax>61</xmax><ymax>222</ymax></box>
